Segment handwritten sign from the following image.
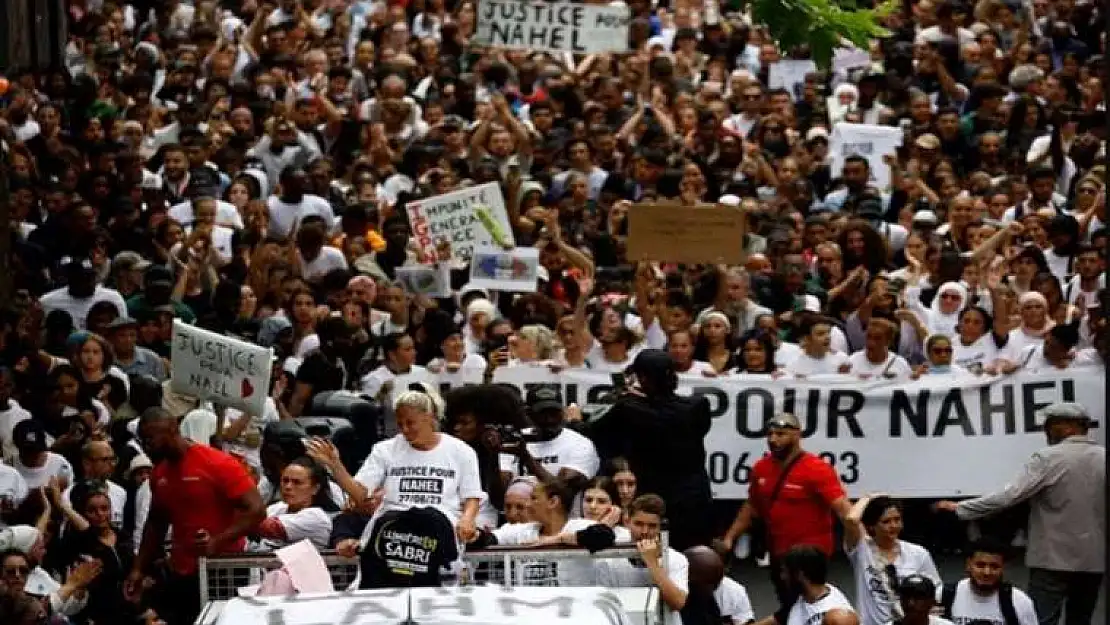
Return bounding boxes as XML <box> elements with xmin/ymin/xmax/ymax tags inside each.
<box><xmin>468</xmin><ymin>246</ymin><xmax>542</xmax><ymax>292</ymax></box>
<box><xmin>476</xmin><ymin>0</ymin><xmax>631</xmax><ymax>55</ymax></box>
<box><xmin>828</xmin><ymin>123</ymin><xmax>904</xmax><ymax>192</ymax></box>
<box><xmin>171</xmin><ymin>320</ymin><xmax>273</xmax><ymax>415</ymax></box>
<box><xmin>406</xmin><ymin>183</ymin><xmax>513</xmax><ymax>263</ymax></box>
<box><xmin>627</xmin><ymin>204</ymin><xmax>747</xmax><ymax>265</ymax></box>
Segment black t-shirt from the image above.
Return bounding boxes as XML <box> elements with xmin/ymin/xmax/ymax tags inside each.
<box><xmin>360</xmin><ymin>507</ymin><xmax>458</xmax><ymax>589</ymax></box>
<box><xmin>295</xmin><ymin>351</ymin><xmax>349</xmax><ymax>393</ymax></box>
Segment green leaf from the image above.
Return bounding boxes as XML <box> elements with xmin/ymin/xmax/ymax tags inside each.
<box><xmin>751</xmin><ymin>0</ymin><xmax>892</xmax><ymax>68</ymax></box>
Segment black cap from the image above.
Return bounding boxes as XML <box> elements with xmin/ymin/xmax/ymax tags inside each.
<box><xmin>526</xmin><ymin>386</ymin><xmax>564</xmax><ymax>413</ymax></box>
<box><xmin>13</xmin><ymin>419</ymin><xmax>47</xmax><ymax>453</ymax></box>
<box><xmin>857</xmin><ymin>196</ymin><xmax>885</xmax><ymax>219</ymax></box>
<box><xmin>264</xmin><ymin>420</ymin><xmax>307</xmax><ymax>458</ymax></box>
<box><xmin>145</xmin><ymin>265</ymin><xmax>174</xmax><ymax>286</ymax></box>
<box><xmin>898</xmin><ymin>574</ymin><xmax>936</xmax><ymax>598</ymax></box>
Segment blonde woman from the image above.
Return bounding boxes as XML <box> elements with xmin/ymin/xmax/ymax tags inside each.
<box><xmin>510</xmin><ymin>324</ymin><xmax>556</xmax><ymax>366</ymax></box>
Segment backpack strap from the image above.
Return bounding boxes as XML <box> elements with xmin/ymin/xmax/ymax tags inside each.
<box><xmin>998</xmin><ymin>582</ymin><xmax>1019</xmax><ymax>625</ymax></box>
<box><xmin>940</xmin><ymin>582</ymin><xmax>958</xmax><ymax>621</ymax></box>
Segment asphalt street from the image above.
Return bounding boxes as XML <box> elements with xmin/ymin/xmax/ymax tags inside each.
<box><xmin>728</xmin><ymin>552</ymin><xmax>1106</xmax><ymax>624</ymax></box>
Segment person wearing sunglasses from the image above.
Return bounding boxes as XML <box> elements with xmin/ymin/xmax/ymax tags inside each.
<box><xmin>916</xmin><ymin>334</ymin><xmax>967</xmax><ymax>376</ymax></box>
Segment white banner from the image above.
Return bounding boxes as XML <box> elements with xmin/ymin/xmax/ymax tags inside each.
<box><xmin>171</xmin><ymin>320</ymin><xmax>273</xmax><ymax>415</ymax></box>
<box><xmin>465</xmin><ymin>366</ymin><xmax>1105</xmax><ymax>499</ymax></box>
<box><xmin>829</xmin><ymin>122</ymin><xmax>904</xmax><ymax>192</ymax></box>
<box><xmin>406</xmin><ymin>183</ymin><xmax>513</xmax><ymax>263</ymax></box>
<box><xmin>476</xmin><ymin>0</ymin><xmax>631</xmax><ymax>55</ymax></box>
<box><xmin>216</xmin><ymin>586</ymin><xmax>634</xmax><ymax>625</ymax></box>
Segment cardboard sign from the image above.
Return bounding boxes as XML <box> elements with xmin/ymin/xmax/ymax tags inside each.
<box><xmin>171</xmin><ymin>320</ymin><xmax>273</xmax><ymax>415</ymax></box>
<box><xmin>475</xmin><ymin>0</ymin><xmax>631</xmax><ymax>55</ymax></box>
<box><xmin>405</xmin><ymin>183</ymin><xmax>514</xmax><ymax>263</ymax></box>
<box><xmin>468</xmin><ymin>246</ymin><xmax>542</xmax><ymax>292</ymax></box>
<box><xmin>627</xmin><ymin>204</ymin><xmax>746</xmax><ymax>264</ymax></box>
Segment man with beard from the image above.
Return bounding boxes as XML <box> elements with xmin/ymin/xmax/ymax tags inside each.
<box><xmin>126</xmin><ymin>407</ymin><xmax>264</xmax><ymax>625</ymax></box>
<box><xmin>501</xmin><ymin>387</ymin><xmax>599</xmax><ymax>496</ymax></box>
<box><xmin>718</xmin><ymin>413</ymin><xmax>851</xmax><ymax>612</ymax></box>
<box><xmin>585</xmin><ymin>350</ymin><xmax>713</xmax><ymax>551</ymax></box>
<box><xmin>933</xmin><ymin>540</ymin><xmax>1037</xmax><ymax>625</ymax></box>
<box><xmin>936</xmin><ymin>403</ymin><xmax>1103</xmax><ymax>625</ymax></box>
<box><xmin>824</xmin><ymin>156</ymin><xmax>890</xmax><ymax>214</ymax></box>
<box><xmin>248</xmin><ymin>119</ymin><xmax>324</xmax><ymax>192</ymax></box>
<box><xmin>40</xmin><ymin>257</ymin><xmax>128</xmax><ymax>330</ymax></box>
<box><xmin>266</xmin><ymin>166</ymin><xmax>337</xmax><ymax>239</ymax></box>
<box><xmin>753</xmin><ymin>545</ymin><xmax>857</xmax><ymax>625</ymax></box>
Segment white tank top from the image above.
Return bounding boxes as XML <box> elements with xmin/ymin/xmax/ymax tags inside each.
<box><xmin>786</xmin><ymin>584</ymin><xmax>856</xmax><ymax>625</ymax></box>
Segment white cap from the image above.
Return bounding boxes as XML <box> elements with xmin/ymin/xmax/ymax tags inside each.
<box><xmin>912</xmin><ymin>209</ymin><xmax>939</xmax><ymax>225</ymax></box>
<box><xmin>806</xmin><ymin>127</ymin><xmax>830</xmax><ymax>142</ymax></box>
<box><xmin>718</xmin><ymin>194</ymin><xmax>741</xmax><ymax>207</ymax></box>
<box><xmin>646</xmin><ymin>36</ymin><xmax>668</xmax><ymax>49</ymax></box>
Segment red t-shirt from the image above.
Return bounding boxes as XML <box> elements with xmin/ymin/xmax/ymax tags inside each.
<box><xmin>749</xmin><ymin>452</ymin><xmax>845</xmax><ymax>557</ymax></box>
<box><xmin>150</xmin><ymin>444</ymin><xmax>257</xmax><ymax>575</ymax></box>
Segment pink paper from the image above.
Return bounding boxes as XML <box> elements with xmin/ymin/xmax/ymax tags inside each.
<box><xmin>275</xmin><ymin>540</ymin><xmax>334</xmax><ymax>594</ymax></box>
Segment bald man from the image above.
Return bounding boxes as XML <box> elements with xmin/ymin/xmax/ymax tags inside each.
<box><xmin>685</xmin><ymin>546</ymin><xmax>756</xmax><ymax>625</ymax></box>
<box><xmin>62</xmin><ymin>441</ymin><xmax>128</xmax><ymax>528</ymax></box>
<box><xmin>745</xmin><ymin>253</ymin><xmax>773</xmax><ymax>276</ymax></box>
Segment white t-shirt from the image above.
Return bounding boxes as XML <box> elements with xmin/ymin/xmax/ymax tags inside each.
<box><xmin>846</xmin><ymin>351</ymin><xmax>914</xmax><ymax>380</ymax></box>
<box><xmin>784</xmin><ymin>351</ymin><xmax>851</xmax><ymax>376</ymax></box>
<box><xmin>0</xmin><ymin>463</ymin><xmax>29</xmax><ymax>521</ymax></box>
<box><xmin>677</xmin><ymin>361</ymin><xmax>718</xmax><ymax>377</ymax></box>
<box><xmin>1000</xmin><ymin>329</ymin><xmax>1046</xmax><ymax>364</ymax></box>
<box><xmin>355</xmin><ymin>433</ymin><xmax>485</xmax><ymax>532</ymax></box>
<box><xmin>257</xmin><ymin>501</ymin><xmax>333</xmax><ymax>550</ymax></box>
<box><xmin>785</xmin><ymin>584</ymin><xmax>855</xmax><ymax>625</ymax></box>
<box><xmin>585</xmin><ymin>343</ymin><xmax>640</xmax><ymax>373</ymax></box>
<box><xmin>500</xmin><ymin>429</ymin><xmax>600</xmax><ymax>482</ymax></box>
<box><xmin>716</xmin><ymin>577</ymin><xmax>756</xmax><ymax>624</ymax></box>
<box><xmin>14</xmin><ymin>453</ymin><xmax>75</xmax><ymax>490</ymax></box>
<box><xmin>1043</xmin><ymin>249</ymin><xmax>1072</xmax><ymax>285</ymax></box>
<box><xmin>882</xmin><ymin>616</ymin><xmax>955</xmax><ymax>625</ymax></box>
<box><xmin>775</xmin><ymin>341</ymin><xmax>803</xmax><ymax>368</ymax></box>
<box><xmin>300</xmin><ymin>246</ymin><xmax>350</xmax><ymax>282</ymax></box>
<box><xmin>595</xmin><ymin>548</ymin><xmax>688</xmax><ymax>625</ymax></box>
<box><xmin>267</xmin><ymin>194</ymin><xmax>338</xmax><ymax>239</ymax></box>
<box><xmin>427</xmin><ymin>354</ymin><xmax>487</xmax><ymax>388</ymax></box>
<box><xmin>169</xmin><ymin>199</ymin><xmax>245</xmax><ymax>230</ymax></box>
<box><xmin>491</xmin><ymin>518</ymin><xmax>603</xmax><ymax>586</ymax></box>
<box><xmin>39</xmin><ymin>286</ymin><xmax>128</xmax><ymax>330</ymax></box>
<box><xmin>953</xmin><ymin>334</ymin><xmax>1002</xmax><ymax>370</ymax></box>
<box><xmin>938</xmin><ymin>579</ymin><xmax>1038</xmax><ymax>625</ymax></box>
<box><xmin>847</xmin><ymin>537</ymin><xmax>941</xmax><ymax>625</ymax></box>
<box><xmin>360</xmin><ymin>365</ymin><xmax>431</xmax><ymax>398</ymax></box>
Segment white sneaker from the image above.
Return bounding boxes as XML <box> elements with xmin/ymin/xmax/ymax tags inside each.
<box><xmin>757</xmin><ymin>553</ymin><xmax>770</xmax><ymax>568</ymax></box>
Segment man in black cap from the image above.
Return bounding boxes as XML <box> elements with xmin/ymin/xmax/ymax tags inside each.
<box><xmin>890</xmin><ymin>575</ymin><xmax>939</xmax><ymax>625</ymax></box>
<box><xmin>11</xmin><ymin>419</ymin><xmax>75</xmax><ymax>491</ymax></box>
<box><xmin>125</xmin><ymin>265</ymin><xmax>196</xmax><ymax>324</ymax></box>
<box><xmin>501</xmin><ymin>386</ymin><xmax>599</xmax><ymax>496</ymax></box>
<box><xmin>39</xmin><ymin>256</ymin><xmax>128</xmax><ymax>330</ymax></box>
<box><xmin>936</xmin><ymin>402</ymin><xmax>1103</xmax><ymax>625</ymax></box>
<box><xmin>584</xmin><ymin>350</ymin><xmax>713</xmax><ymax>551</ymax></box>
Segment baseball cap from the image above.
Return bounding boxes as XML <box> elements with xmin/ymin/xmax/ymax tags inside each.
<box><xmin>912</xmin><ymin>209</ymin><xmax>940</xmax><ymax>226</ymax></box>
<box><xmin>806</xmin><ymin>127</ymin><xmax>830</xmax><ymax>143</ymax></box>
<box><xmin>113</xmin><ymin>251</ymin><xmax>152</xmax><ymax>274</ymax></box>
<box><xmin>767</xmin><ymin>413</ymin><xmax>801</xmax><ymax>430</ymax></box>
<box><xmin>107</xmin><ymin>317</ymin><xmax>139</xmax><ymax>331</ymax></box>
<box><xmin>898</xmin><ymin>574</ymin><xmax>936</xmax><ymax>598</ymax></box>
<box><xmin>526</xmin><ymin>386</ymin><xmax>564</xmax><ymax>413</ymax></box>
<box><xmin>1038</xmin><ymin>402</ymin><xmax>1092</xmax><ymax>427</ymax></box>
<box><xmin>13</xmin><ymin>419</ymin><xmax>47</xmax><ymax>453</ymax></box>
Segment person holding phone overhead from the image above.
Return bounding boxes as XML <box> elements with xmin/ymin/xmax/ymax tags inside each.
<box><xmin>718</xmin><ymin>413</ymin><xmax>852</xmax><ymax>614</ymax></box>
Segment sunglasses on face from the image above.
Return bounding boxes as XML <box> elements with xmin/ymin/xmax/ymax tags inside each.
<box><xmin>3</xmin><ymin>565</ymin><xmax>29</xmax><ymax>576</ymax></box>
<box><xmin>932</xmin><ymin>347</ymin><xmax>952</xmax><ymax>355</ymax></box>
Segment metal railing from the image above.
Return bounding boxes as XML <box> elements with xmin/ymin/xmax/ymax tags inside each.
<box><xmin>198</xmin><ymin>544</ymin><xmax>646</xmax><ymax>606</ymax></box>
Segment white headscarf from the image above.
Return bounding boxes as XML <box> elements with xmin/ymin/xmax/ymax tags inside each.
<box><xmin>179</xmin><ymin>409</ymin><xmax>220</xmax><ymax>446</ymax></box>
<box><xmin>926</xmin><ymin>282</ymin><xmax>969</xmax><ymax>337</ymax></box>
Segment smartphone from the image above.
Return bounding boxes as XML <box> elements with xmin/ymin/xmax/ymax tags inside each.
<box><xmin>610</xmin><ymin>372</ymin><xmax>626</xmax><ymax>390</ymax></box>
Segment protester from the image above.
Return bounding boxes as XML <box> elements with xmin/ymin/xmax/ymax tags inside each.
<box><xmin>935</xmin><ymin>540</ymin><xmax>1039</xmax><ymax>625</ymax></box>
<box><xmin>0</xmin><ymin>0</ymin><xmax>1104</xmax><ymax>619</ymax></box>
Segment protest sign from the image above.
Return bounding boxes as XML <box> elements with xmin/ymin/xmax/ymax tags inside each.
<box><xmin>476</xmin><ymin>366</ymin><xmax>1105</xmax><ymax>499</ymax></box>
<box><xmin>769</xmin><ymin>60</ymin><xmax>816</xmax><ymax>101</ymax></box>
<box><xmin>833</xmin><ymin>47</ymin><xmax>872</xmax><ymax>75</ymax></box>
<box><xmin>829</xmin><ymin>122</ymin><xmax>904</xmax><ymax>191</ymax></box>
<box><xmin>406</xmin><ymin>183</ymin><xmax>513</xmax><ymax>263</ymax></box>
<box><xmin>171</xmin><ymin>320</ymin><xmax>273</xmax><ymax>414</ymax></box>
<box><xmin>475</xmin><ymin>0</ymin><xmax>631</xmax><ymax>55</ymax></box>
<box><xmin>468</xmin><ymin>246</ymin><xmax>542</xmax><ymax>292</ymax></box>
<box><xmin>395</xmin><ymin>265</ymin><xmax>450</xmax><ymax>298</ymax></box>
<box><xmin>627</xmin><ymin>204</ymin><xmax>746</xmax><ymax>264</ymax></box>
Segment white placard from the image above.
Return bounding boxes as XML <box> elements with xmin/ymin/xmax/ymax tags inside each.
<box><xmin>829</xmin><ymin>122</ymin><xmax>904</xmax><ymax>192</ymax></box>
<box><xmin>475</xmin><ymin>0</ymin><xmax>631</xmax><ymax>55</ymax></box>
<box><xmin>482</xmin><ymin>366</ymin><xmax>1105</xmax><ymax>499</ymax></box>
<box><xmin>395</xmin><ymin>265</ymin><xmax>450</xmax><ymax>298</ymax></box>
<box><xmin>214</xmin><ymin>586</ymin><xmax>634</xmax><ymax>625</ymax></box>
<box><xmin>833</xmin><ymin>47</ymin><xmax>872</xmax><ymax>75</ymax></box>
<box><xmin>171</xmin><ymin>320</ymin><xmax>273</xmax><ymax>415</ymax></box>
<box><xmin>406</xmin><ymin>182</ymin><xmax>513</xmax><ymax>263</ymax></box>
<box><xmin>769</xmin><ymin>60</ymin><xmax>817</xmax><ymax>101</ymax></box>
<box><xmin>468</xmin><ymin>246</ymin><xmax>542</xmax><ymax>293</ymax></box>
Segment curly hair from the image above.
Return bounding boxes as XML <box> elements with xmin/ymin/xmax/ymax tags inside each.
<box><xmin>838</xmin><ymin>219</ymin><xmax>890</xmax><ymax>274</ymax></box>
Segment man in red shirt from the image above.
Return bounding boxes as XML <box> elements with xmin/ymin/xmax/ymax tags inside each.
<box><xmin>717</xmin><ymin>413</ymin><xmax>851</xmax><ymax>612</ymax></box>
<box><xmin>126</xmin><ymin>407</ymin><xmax>265</xmax><ymax>625</ymax></box>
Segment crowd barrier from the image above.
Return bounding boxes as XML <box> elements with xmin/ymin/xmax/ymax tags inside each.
<box><xmin>198</xmin><ymin>544</ymin><xmax>647</xmax><ymax>606</ymax></box>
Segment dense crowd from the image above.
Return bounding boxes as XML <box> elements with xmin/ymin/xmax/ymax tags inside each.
<box><xmin>0</xmin><ymin>0</ymin><xmax>1105</xmax><ymax>624</ymax></box>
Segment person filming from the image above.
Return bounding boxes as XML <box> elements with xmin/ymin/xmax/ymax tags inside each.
<box><xmin>583</xmin><ymin>349</ymin><xmax>713</xmax><ymax>551</ymax></box>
